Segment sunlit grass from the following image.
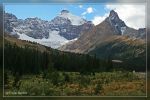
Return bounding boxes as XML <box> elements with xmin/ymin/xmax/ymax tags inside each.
<box><xmin>4</xmin><ymin>71</ymin><xmax>146</xmax><ymax>96</ymax></box>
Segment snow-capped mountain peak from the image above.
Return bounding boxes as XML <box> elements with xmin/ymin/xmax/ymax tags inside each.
<box><xmin>109</xmin><ymin>10</ymin><xmax>119</xmax><ymax>20</ymax></box>
<box><xmin>58</xmin><ymin>10</ymin><xmax>87</xmax><ymax>25</ymax></box>
<box><xmin>106</xmin><ymin>10</ymin><xmax>145</xmax><ymax>39</ymax></box>
<box><xmin>5</xmin><ymin>10</ymin><xmax>94</xmax><ymax>48</ymax></box>
<box><xmin>60</xmin><ymin>10</ymin><xmax>70</xmax><ymax>14</ymax></box>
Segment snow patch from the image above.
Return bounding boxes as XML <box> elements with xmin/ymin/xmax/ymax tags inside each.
<box><xmin>110</xmin><ymin>16</ymin><xmax>115</xmax><ymax>20</ymax></box>
<box><xmin>59</xmin><ymin>12</ymin><xmax>86</xmax><ymax>25</ymax></box>
<box><xmin>121</xmin><ymin>27</ymin><xmax>126</xmax><ymax>35</ymax></box>
<box><xmin>17</xmin><ymin>30</ymin><xmax>74</xmax><ymax>49</ymax></box>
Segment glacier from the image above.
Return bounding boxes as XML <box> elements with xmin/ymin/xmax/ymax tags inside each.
<box><xmin>17</xmin><ymin>30</ymin><xmax>72</xmax><ymax>49</ymax></box>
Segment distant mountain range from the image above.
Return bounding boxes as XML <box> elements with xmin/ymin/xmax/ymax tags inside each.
<box><xmin>4</xmin><ymin>9</ymin><xmax>146</xmax><ymax>71</ymax></box>
<box><xmin>59</xmin><ymin>10</ymin><xmax>146</xmax><ymax>67</ymax></box>
<box><xmin>5</xmin><ymin>10</ymin><xmax>146</xmax><ymax>49</ymax></box>
<box><xmin>4</xmin><ymin>10</ymin><xmax>93</xmax><ymax>48</ymax></box>
<box><xmin>60</xmin><ymin>10</ymin><xmax>146</xmax><ymax>52</ymax></box>
<box><xmin>4</xmin><ymin>10</ymin><xmax>146</xmax><ymax>55</ymax></box>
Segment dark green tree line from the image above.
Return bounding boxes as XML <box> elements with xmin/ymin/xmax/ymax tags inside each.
<box><xmin>3</xmin><ymin>41</ymin><xmax>136</xmax><ymax>76</ymax></box>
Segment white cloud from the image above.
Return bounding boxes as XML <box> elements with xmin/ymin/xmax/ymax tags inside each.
<box><xmin>106</xmin><ymin>5</ymin><xmax>145</xmax><ymax>29</ymax></box>
<box><xmin>92</xmin><ymin>14</ymin><xmax>109</xmax><ymax>25</ymax></box>
<box><xmin>91</xmin><ymin>4</ymin><xmax>145</xmax><ymax>29</ymax></box>
<box><xmin>87</xmin><ymin>7</ymin><xmax>93</xmax><ymax>13</ymax></box>
<box><xmin>79</xmin><ymin>5</ymin><xmax>83</xmax><ymax>8</ymax></box>
<box><xmin>82</xmin><ymin>7</ymin><xmax>94</xmax><ymax>15</ymax></box>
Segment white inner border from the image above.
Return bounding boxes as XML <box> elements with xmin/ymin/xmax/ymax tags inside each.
<box><xmin>2</xmin><ymin>2</ymin><xmax>148</xmax><ymax>98</ymax></box>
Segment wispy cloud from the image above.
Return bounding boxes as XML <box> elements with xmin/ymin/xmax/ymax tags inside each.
<box><xmin>82</xmin><ymin>7</ymin><xmax>94</xmax><ymax>15</ymax></box>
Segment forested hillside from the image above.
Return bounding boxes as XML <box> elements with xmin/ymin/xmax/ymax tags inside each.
<box><xmin>2</xmin><ymin>35</ymin><xmax>146</xmax><ymax>96</ymax></box>
<box><xmin>3</xmin><ymin>36</ymin><xmax>113</xmax><ymax>75</ymax></box>
<box><xmin>89</xmin><ymin>36</ymin><xmax>146</xmax><ymax>72</ymax></box>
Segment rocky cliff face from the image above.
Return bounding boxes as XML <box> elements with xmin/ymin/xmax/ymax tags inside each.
<box><xmin>106</xmin><ymin>10</ymin><xmax>146</xmax><ymax>39</ymax></box>
<box><xmin>49</xmin><ymin>10</ymin><xmax>93</xmax><ymax>40</ymax></box>
<box><xmin>4</xmin><ymin>10</ymin><xmax>93</xmax><ymax>40</ymax></box>
<box><xmin>4</xmin><ymin>10</ymin><xmax>145</xmax><ymax>49</ymax></box>
<box><xmin>5</xmin><ymin>13</ymin><xmax>50</xmax><ymax>39</ymax></box>
<box><xmin>107</xmin><ymin>10</ymin><xmax>126</xmax><ymax>35</ymax></box>
<box><xmin>4</xmin><ymin>10</ymin><xmax>94</xmax><ymax>48</ymax></box>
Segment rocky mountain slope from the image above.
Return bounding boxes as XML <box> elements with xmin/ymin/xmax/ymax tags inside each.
<box><xmin>59</xmin><ymin>10</ymin><xmax>146</xmax><ymax>69</ymax></box>
<box><xmin>89</xmin><ymin>35</ymin><xmax>146</xmax><ymax>71</ymax></box>
<box><xmin>60</xmin><ymin>10</ymin><xmax>146</xmax><ymax>54</ymax></box>
<box><xmin>4</xmin><ymin>10</ymin><xmax>93</xmax><ymax>48</ymax></box>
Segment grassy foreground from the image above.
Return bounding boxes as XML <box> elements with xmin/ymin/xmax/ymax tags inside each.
<box><xmin>4</xmin><ymin>71</ymin><xmax>146</xmax><ymax>96</ymax></box>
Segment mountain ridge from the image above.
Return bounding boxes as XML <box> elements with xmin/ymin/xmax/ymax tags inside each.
<box><xmin>59</xmin><ymin>10</ymin><xmax>146</xmax><ymax>59</ymax></box>
<box><xmin>5</xmin><ymin>10</ymin><xmax>146</xmax><ymax>50</ymax></box>
<box><xmin>4</xmin><ymin>10</ymin><xmax>94</xmax><ymax>48</ymax></box>
<box><xmin>59</xmin><ymin>26</ymin><xmax>146</xmax><ymax>71</ymax></box>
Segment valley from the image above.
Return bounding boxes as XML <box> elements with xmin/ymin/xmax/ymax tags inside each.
<box><xmin>2</xmin><ymin>6</ymin><xmax>147</xmax><ymax>96</ymax></box>
<box><xmin>2</xmin><ymin>34</ymin><xmax>146</xmax><ymax>96</ymax></box>
<box><xmin>4</xmin><ymin>72</ymin><xmax>146</xmax><ymax>96</ymax></box>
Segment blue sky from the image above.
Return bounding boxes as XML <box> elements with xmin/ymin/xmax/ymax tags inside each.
<box><xmin>2</xmin><ymin>0</ymin><xmax>146</xmax><ymax>3</ymax></box>
<box><xmin>4</xmin><ymin>4</ymin><xmax>145</xmax><ymax>29</ymax></box>
<box><xmin>5</xmin><ymin>4</ymin><xmax>109</xmax><ymax>21</ymax></box>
